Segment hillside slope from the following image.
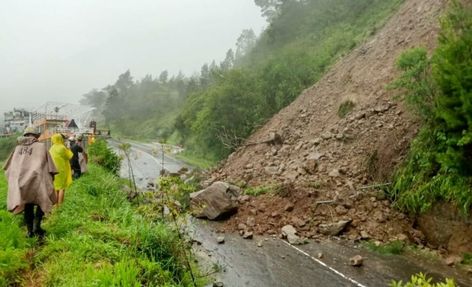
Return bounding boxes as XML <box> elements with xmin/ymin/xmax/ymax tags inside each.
<box><xmin>212</xmin><ymin>0</ymin><xmax>446</xmax><ymax>243</ymax></box>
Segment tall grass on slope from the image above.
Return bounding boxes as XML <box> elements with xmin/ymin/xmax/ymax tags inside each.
<box><xmin>33</xmin><ymin>165</ymin><xmax>201</xmax><ymax>287</ymax></box>
<box><xmin>0</xmin><ymin>171</ymin><xmax>31</xmax><ymax>287</ymax></box>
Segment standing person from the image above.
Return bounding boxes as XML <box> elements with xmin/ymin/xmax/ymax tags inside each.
<box><xmin>49</xmin><ymin>133</ymin><xmax>73</xmax><ymax>205</ymax></box>
<box><xmin>69</xmin><ymin>136</ymin><xmax>84</xmax><ymax>179</ymax></box>
<box><xmin>3</xmin><ymin>127</ymin><xmax>57</xmax><ymax>237</ymax></box>
<box><xmin>77</xmin><ymin>136</ymin><xmax>88</xmax><ymax>175</ymax></box>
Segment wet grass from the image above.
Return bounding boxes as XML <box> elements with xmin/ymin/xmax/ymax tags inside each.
<box><xmin>244</xmin><ymin>184</ymin><xmax>281</xmax><ymax>197</ymax></box>
<box><xmin>364</xmin><ymin>240</ymin><xmax>406</xmax><ymax>255</ymax></box>
<box><xmin>462</xmin><ymin>253</ymin><xmax>472</xmax><ymax>265</ymax></box>
<box><xmin>0</xmin><ymin>165</ymin><xmax>204</xmax><ymax>287</ymax></box>
<box><xmin>175</xmin><ymin>150</ymin><xmax>215</xmax><ymax>170</ymax></box>
<box><xmin>0</xmin><ymin>171</ymin><xmax>32</xmax><ymax>287</ymax></box>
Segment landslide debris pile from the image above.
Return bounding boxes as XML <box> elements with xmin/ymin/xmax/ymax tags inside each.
<box><xmin>210</xmin><ymin>0</ymin><xmax>446</xmax><ymax>243</ymax></box>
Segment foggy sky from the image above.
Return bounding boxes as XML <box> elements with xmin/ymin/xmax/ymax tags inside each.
<box><xmin>0</xmin><ymin>0</ymin><xmax>266</xmax><ymax>113</ymax></box>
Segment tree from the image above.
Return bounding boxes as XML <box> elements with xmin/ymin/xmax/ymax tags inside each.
<box><xmin>114</xmin><ymin>70</ymin><xmax>134</xmax><ymax>93</ymax></box>
<box><xmin>235</xmin><ymin>29</ymin><xmax>257</xmax><ymax>62</ymax></box>
<box><xmin>254</xmin><ymin>0</ymin><xmax>284</xmax><ymax>20</ymax></box>
<box><xmin>80</xmin><ymin>89</ymin><xmax>107</xmax><ymax>110</ymax></box>
<box><xmin>200</xmin><ymin>64</ymin><xmax>210</xmax><ymax>87</ymax></box>
<box><xmin>220</xmin><ymin>49</ymin><xmax>235</xmax><ymax>71</ymax></box>
<box><xmin>159</xmin><ymin>70</ymin><xmax>169</xmax><ymax>83</ymax></box>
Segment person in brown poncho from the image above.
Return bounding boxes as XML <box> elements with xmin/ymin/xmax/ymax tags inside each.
<box><xmin>3</xmin><ymin>127</ymin><xmax>58</xmax><ymax>237</ymax></box>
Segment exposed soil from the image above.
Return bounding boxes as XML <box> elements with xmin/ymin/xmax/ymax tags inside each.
<box><xmin>210</xmin><ymin>0</ymin><xmax>447</xmax><ymax>245</ymax></box>
<box><xmin>418</xmin><ymin>203</ymin><xmax>472</xmax><ymax>254</ymax></box>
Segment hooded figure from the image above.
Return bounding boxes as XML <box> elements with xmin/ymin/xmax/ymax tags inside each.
<box><xmin>3</xmin><ymin>127</ymin><xmax>57</xmax><ymax>237</ymax></box>
<box><xmin>49</xmin><ymin>134</ymin><xmax>73</xmax><ymax>205</ymax></box>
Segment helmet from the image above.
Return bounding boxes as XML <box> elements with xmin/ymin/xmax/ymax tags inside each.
<box><xmin>23</xmin><ymin>126</ymin><xmax>40</xmax><ymax>138</ymax></box>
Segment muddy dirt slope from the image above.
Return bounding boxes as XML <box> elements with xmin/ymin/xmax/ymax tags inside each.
<box><xmin>211</xmin><ymin>0</ymin><xmax>447</xmax><ymax>244</ymax></box>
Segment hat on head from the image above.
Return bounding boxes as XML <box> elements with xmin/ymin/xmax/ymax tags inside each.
<box><xmin>23</xmin><ymin>126</ymin><xmax>40</xmax><ymax>138</ymax></box>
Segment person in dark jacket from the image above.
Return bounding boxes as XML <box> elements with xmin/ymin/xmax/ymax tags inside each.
<box><xmin>69</xmin><ymin>136</ymin><xmax>84</xmax><ymax>179</ymax></box>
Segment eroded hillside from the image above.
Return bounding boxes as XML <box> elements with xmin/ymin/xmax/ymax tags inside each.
<box><xmin>211</xmin><ymin>0</ymin><xmax>446</xmax><ymax>244</ymax></box>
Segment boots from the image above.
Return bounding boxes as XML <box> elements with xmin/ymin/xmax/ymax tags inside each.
<box><xmin>24</xmin><ymin>204</ymin><xmax>35</xmax><ymax>238</ymax></box>
<box><xmin>24</xmin><ymin>204</ymin><xmax>45</xmax><ymax>238</ymax></box>
<box><xmin>33</xmin><ymin>206</ymin><xmax>45</xmax><ymax>238</ymax></box>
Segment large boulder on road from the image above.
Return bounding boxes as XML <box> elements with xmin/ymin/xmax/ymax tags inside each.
<box><xmin>190</xmin><ymin>182</ymin><xmax>240</xmax><ymax>220</ymax></box>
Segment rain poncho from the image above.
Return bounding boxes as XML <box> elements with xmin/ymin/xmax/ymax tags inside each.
<box><xmin>49</xmin><ymin>134</ymin><xmax>73</xmax><ymax>190</ymax></box>
<box><xmin>3</xmin><ymin>136</ymin><xmax>58</xmax><ymax>214</ymax></box>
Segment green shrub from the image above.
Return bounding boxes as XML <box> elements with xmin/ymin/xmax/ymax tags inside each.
<box><xmin>337</xmin><ymin>100</ymin><xmax>356</xmax><ymax>118</ymax></box>
<box><xmin>390</xmin><ymin>273</ymin><xmax>456</xmax><ymax>287</ymax></box>
<box><xmin>390</xmin><ymin>1</ymin><xmax>472</xmax><ymax>215</ymax></box>
<box><xmin>158</xmin><ymin>176</ymin><xmax>197</xmax><ymax>210</ymax></box>
<box><xmin>462</xmin><ymin>253</ymin><xmax>472</xmax><ymax>265</ymax></box>
<box><xmin>88</xmin><ymin>139</ymin><xmax>122</xmax><ymax>175</ymax></box>
<box><xmin>389</xmin><ymin>48</ymin><xmax>435</xmax><ymax>120</ymax></box>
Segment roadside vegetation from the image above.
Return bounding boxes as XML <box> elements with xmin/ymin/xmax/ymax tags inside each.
<box><xmin>174</xmin><ymin>150</ymin><xmax>215</xmax><ymax>170</ymax></box>
<box><xmin>0</xmin><ymin>136</ymin><xmax>16</xmax><ymax>161</ymax></box>
<box><xmin>244</xmin><ymin>184</ymin><xmax>282</xmax><ymax>197</ymax></box>
<box><xmin>36</xmin><ymin>165</ymin><xmax>202</xmax><ymax>286</ymax></box>
<box><xmin>80</xmin><ymin>0</ymin><xmax>404</xmax><ymax>163</ymax></box>
<box><xmin>0</xmin><ymin>142</ymin><xmax>204</xmax><ymax>286</ymax></box>
<box><xmin>88</xmin><ymin>139</ymin><xmax>122</xmax><ymax>175</ymax></box>
<box><xmin>364</xmin><ymin>240</ymin><xmax>406</xmax><ymax>255</ymax></box>
<box><xmin>389</xmin><ymin>1</ymin><xmax>472</xmax><ymax>215</ymax></box>
<box><xmin>0</xmin><ymin>172</ymin><xmax>31</xmax><ymax>287</ymax></box>
<box><xmin>391</xmin><ymin>273</ymin><xmax>456</xmax><ymax>287</ymax></box>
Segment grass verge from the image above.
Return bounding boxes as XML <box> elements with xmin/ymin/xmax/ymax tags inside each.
<box><xmin>0</xmin><ymin>172</ymin><xmax>32</xmax><ymax>287</ymax></box>
<box><xmin>174</xmin><ymin>151</ymin><xmax>215</xmax><ymax>170</ymax></box>
<box><xmin>1</xmin><ymin>165</ymin><xmax>204</xmax><ymax>287</ymax></box>
<box><xmin>363</xmin><ymin>240</ymin><xmax>406</xmax><ymax>255</ymax></box>
<box><xmin>0</xmin><ymin>136</ymin><xmax>16</xmax><ymax>162</ymax></box>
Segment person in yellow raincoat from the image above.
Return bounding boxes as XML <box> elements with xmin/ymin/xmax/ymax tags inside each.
<box><xmin>49</xmin><ymin>134</ymin><xmax>73</xmax><ymax>205</ymax></box>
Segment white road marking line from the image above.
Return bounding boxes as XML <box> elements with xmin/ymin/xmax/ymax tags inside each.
<box><xmin>280</xmin><ymin>240</ymin><xmax>368</xmax><ymax>287</ymax></box>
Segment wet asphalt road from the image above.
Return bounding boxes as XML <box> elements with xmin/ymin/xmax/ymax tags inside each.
<box><xmin>108</xmin><ymin>139</ymin><xmax>187</xmax><ymax>188</ymax></box>
<box><xmin>110</xmin><ymin>139</ymin><xmax>472</xmax><ymax>287</ymax></box>
<box><xmin>191</xmin><ymin>221</ymin><xmax>472</xmax><ymax>287</ymax></box>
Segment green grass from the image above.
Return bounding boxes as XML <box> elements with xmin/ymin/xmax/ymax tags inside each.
<box><xmin>337</xmin><ymin>100</ymin><xmax>356</xmax><ymax>118</ymax></box>
<box><xmin>462</xmin><ymin>253</ymin><xmax>472</xmax><ymax>265</ymax></box>
<box><xmin>0</xmin><ymin>136</ymin><xmax>16</xmax><ymax>162</ymax></box>
<box><xmin>0</xmin><ymin>171</ymin><xmax>32</xmax><ymax>287</ymax></box>
<box><xmin>174</xmin><ymin>150</ymin><xmax>216</xmax><ymax>170</ymax></box>
<box><xmin>244</xmin><ymin>185</ymin><xmax>278</xmax><ymax>196</ymax></box>
<box><xmin>0</xmin><ymin>165</ymin><xmax>204</xmax><ymax>287</ymax></box>
<box><xmin>364</xmin><ymin>240</ymin><xmax>406</xmax><ymax>255</ymax></box>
